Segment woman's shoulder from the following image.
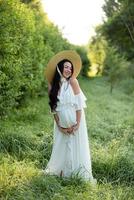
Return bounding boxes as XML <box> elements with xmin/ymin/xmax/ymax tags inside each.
<box><xmin>69</xmin><ymin>77</ymin><xmax>80</xmax><ymax>95</ymax></box>
<box><xmin>70</xmin><ymin>77</ymin><xmax>79</xmax><ymax>83</ymax></box>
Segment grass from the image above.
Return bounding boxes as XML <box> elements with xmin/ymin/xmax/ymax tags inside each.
<box><xmin>0</xmin><ymin>76</ymin><xmax>134</xmax><ymax>199</ymax></box>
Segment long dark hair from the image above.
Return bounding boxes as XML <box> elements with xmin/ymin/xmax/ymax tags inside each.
<box><xmin>49</xmin><ymin>59</ymin><xmax>74</xmax><ymax>112</ymax></box>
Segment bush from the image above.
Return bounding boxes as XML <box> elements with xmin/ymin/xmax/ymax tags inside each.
<box><xmin>103</xmin><ymin>45</ymin><xmax>129</xmax><ymax>93</ymax></box>
<box><xmin>0</xmin><ymin>0</ymin><xmax>73</xmax><ymax>117</ymax></box>
<box><xmin>0</xmin><ymin>1</ymin><xmax>33</xmax><ymax>114</ymax></box>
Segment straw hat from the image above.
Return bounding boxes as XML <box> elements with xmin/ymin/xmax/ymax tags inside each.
<box><xmin>45</xmin><ymin>50</ymin><xmax>82</xmax><ymax>83</ymax></box>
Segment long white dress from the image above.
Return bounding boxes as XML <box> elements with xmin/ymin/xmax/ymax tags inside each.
<box><xmin>45</xmin><ymin>79</ymin><xmax>95</xmax><ymax>181</ymax></box>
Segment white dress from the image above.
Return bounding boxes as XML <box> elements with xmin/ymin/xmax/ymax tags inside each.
<box><xmin>45</xmin><ymin>79</ymin><xmax>95</xmax><ymax>182</ymax></box>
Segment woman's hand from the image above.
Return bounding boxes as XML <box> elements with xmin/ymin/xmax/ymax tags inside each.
<box><xmin>59</xmin><ymin>127</ymin><xmax>70</xmax><ymax>135</ymax></box>
<box><xmin>57</xmin><ymin>123</ymin><xmax>80</xmax><ymax>135</ymax></box>
<box><xmin>67</xmin><ymin>126</ymin><xmax>74</xmax><ymax>134</ymax></box>
<box><xmin>58</xmin><ymin>126</ymin><xmax>74</xmax><ymax>135</ymax></box>
<box><xmin>72</xmin><ymin>123</ymin><xmax>79</xmax><ymax>132</ymax></box>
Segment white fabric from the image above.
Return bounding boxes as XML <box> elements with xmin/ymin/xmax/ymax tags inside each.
<box><xmin>45</xmin><ymin>80</ymin><xmax>95</xmax><ymax>181</ymax></box>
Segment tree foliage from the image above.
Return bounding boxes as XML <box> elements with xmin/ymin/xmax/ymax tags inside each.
<box><xmin>74</xmin><ymin>45</ymin><xmax>90</xmax><ymax>77</ymax></box>
<box><xmin>88</xmin><ymin>35</ymin><xmax>107</xmax><ymax>76</ymax></box>
<box><xmin>102</xmin><ymin>0</ymin><xmax>134</xmax><ymax>60</ymax></box>
<box><xmin>0</xmin><ymin>0</ymin><xmax>72</xmax><ymax>116</ymax></box>
<box><xmin>103</xmin><ymin>45</ymin><xmax>129</xmax><ymax>93</ymax></box>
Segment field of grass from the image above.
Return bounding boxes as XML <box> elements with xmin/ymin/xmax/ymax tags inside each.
<box><xmin>0</xmin><ymin>76</ymin><xmax>134</xmax><ymax>200</ymax></box>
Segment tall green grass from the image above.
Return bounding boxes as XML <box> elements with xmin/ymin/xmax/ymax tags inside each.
<box><xmin>0</xmin><ymin>76</ymin><xmax>134</xmax><ymax>199</ymax></box>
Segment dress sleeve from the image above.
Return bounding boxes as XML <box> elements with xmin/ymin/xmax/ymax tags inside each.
<box><xmin>74</xmin><ymin>91</ymin><xmax>87</xmax><ymax>111</ymax></box>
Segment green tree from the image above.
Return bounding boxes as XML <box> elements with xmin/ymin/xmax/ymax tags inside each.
<box><xmin>103</xmin><ymin>0</ymin><xmax>120</xmax><ymax>18</ymax></box>
<box><xmin>0</xmin><ymin>0</ymin><xmax>72</xmax><ymax>116</ymax></box>
<box><xmin>74</xmin><ymin>45</ymin><xmax>90</xmax><ymax>77</ymax></box>
<box><xmin>0</xmin><ymin>0</ymin><xmax>37</xmax><ymax>115</ymax></box>
<box><xmin>103</xmin><ymin>45</ymin><xmax>129</xmax><ymax>93</ymax></box>
<box><xmin>88</xmin><ymin>35</ymin><xmax>107</xmax><ymax>76</ymax></box>
<box><xmin>102</xmin><ymin>0</ymin><xmax>134</xmax><ymax>60</ymax></box>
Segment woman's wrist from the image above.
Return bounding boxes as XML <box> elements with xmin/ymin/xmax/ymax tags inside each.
<box><xmin>56</xmin><ymin>122</ymin><xmax>60</xmax><ymax>128</ymax></box>
<box><xmin>72</xmin><ymin>122</ymin><xmax>80</xmax><ymax>131</ymax></box>
<box><xmin>76</xmin><ymin>122</ymin><xmax>80</xmax><ymax>127</ymax></box>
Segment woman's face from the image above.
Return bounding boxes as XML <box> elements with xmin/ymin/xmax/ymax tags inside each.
<box><xmin>62</xmin><ymin>61</ymin><xmax>72</xmax><ymax>78</ymax></box>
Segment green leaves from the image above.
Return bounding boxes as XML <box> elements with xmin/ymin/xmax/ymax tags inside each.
<box><xmin>0</xmin><ymin>0</ymin><xmax>72</xmax><ymax>117</ymax></box>
<box><xmin>102</xmin><ymin>0</ymin><xmax>134</xmax><ymax>60</ymax></box>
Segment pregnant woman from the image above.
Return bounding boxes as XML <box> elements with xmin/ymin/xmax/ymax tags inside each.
<box><xmin>44</xmin><ymin>50</ymin><xmax>96</xmax><ymax>182</ymax></box>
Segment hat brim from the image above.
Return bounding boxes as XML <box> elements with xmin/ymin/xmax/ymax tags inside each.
<box><xmin>45</xmin><ymin>50</ymin><xmax>82</xmax><ymax>83</ymax></box>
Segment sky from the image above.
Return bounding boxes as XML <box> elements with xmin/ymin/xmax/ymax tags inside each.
<box><xmin>41</xmin><ymin>0</ymin><xmax>105</xmax><ymax>45</ymax></box>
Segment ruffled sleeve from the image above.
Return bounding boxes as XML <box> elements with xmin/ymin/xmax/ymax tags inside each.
<box><xmin>74</xmin><ymin>90</ymin><xmax>87</xmax><ymax>111</ymax></box>
<box><xmin>55</xmin><ymin>81</ymin><xmax>87</xmax><ymax>112</ymax></box>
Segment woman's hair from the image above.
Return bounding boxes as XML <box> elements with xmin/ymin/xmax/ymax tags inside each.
<box><xmin>49</xmin><ymin>59</ymin><xmax>74</xmax><ymax>112</ymax></box>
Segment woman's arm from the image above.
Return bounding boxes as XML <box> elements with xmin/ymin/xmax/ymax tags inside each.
<box><xmin>53</xmin><ymin>113</ymin><xmax>60</xmax><ymax>127</ymax></box>
<box><xmin>70</xmin><ymin>77</ymin><xmax>80</xmax><ymax>94</ymax></box>
<box><xmin>70</xmin><ymin>78</ymin><xmax>82</xmax><ymax>131</ymax></box>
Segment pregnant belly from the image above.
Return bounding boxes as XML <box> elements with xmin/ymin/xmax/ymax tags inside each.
<box><xmin>57</xmin><ymin>107</ymin><xmax>77</xmax><ymax>128</ymax></box>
